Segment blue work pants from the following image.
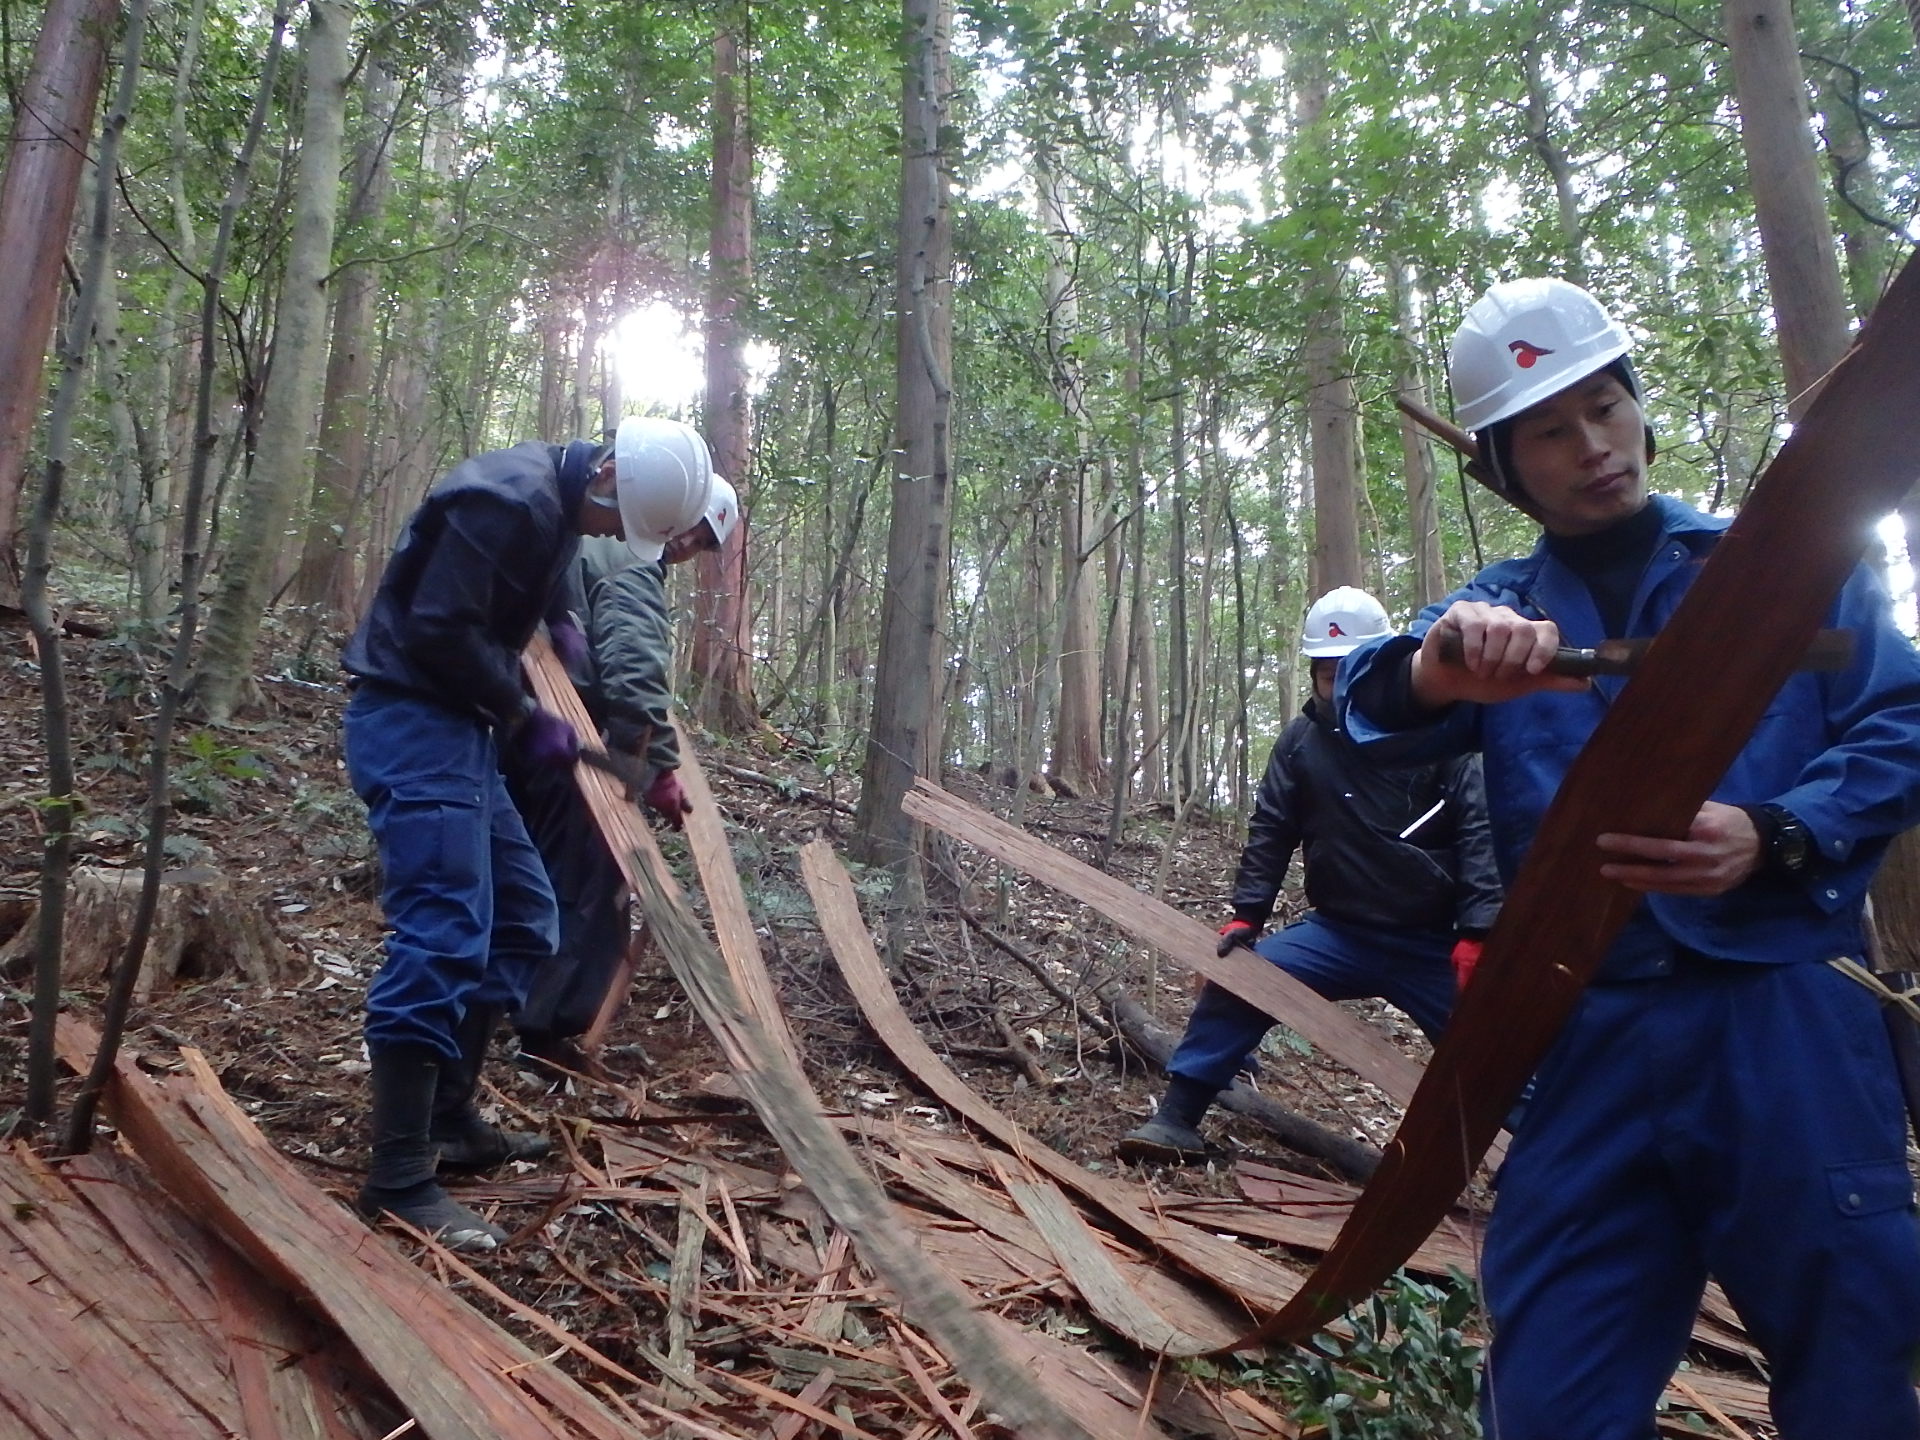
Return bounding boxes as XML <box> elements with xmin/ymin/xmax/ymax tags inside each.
<box><xmin>1166</xmin><ymin>913</ymin><xmax>1456</xmax><ymax>1090</ymax></box>
<box><xmin>345</xmin><ymin>686</ymin><xmax>558</xmax><ymax>1059</ymax></box>
<box><xmin>1481</xmin><ymin>955</ymin><xmax>1920</xmax><ymax>1440</ymax></box>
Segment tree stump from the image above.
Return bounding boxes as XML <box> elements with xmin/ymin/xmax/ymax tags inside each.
<box><xmin>0</xmin><ymin>864</ymin><xmax>299</xmax><ymax>999</ymax></box>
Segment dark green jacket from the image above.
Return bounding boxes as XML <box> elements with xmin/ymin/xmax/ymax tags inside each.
<box><xmin>575</xmin><ymin>536</ymin><xmax>679</xmax><ymax>775</ymax></box>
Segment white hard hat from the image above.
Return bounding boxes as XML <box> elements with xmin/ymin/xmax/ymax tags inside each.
<box><xmin>701</xmin><ymin>474</ymin><xmax>740</xmax><ymax>548</ymax></box>
<box><xmin>1448</xmin><ymin>278</ymin><xmax>1633</xmax><ymax>433</ymax></box>
<box><xmin>1303</xmin><ymin>586</ymin><xmax>1393</xmax><ymax>659</ymax></box>
<box><xmin>615</xmin><ymin>417</ymin><xmax>713</xmax><ymax>562</ymax></box>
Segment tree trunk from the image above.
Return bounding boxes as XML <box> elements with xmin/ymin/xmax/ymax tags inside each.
<box><xmin>64</xmin><ymin>0</ymin><xmax>294</xmax><ymax>1154</ymax></box>
<box><xmin>1037</xmin><ymin>145</ymin><xmax>1105</xmax><ymax>799</ymax></box>
<box><xmin>1521</xmin><ymin>40</ymin><xmax>1588</xmax><ymax>286</ymax></box>
<box><xmin>359</xmin><ymin>40</ymin><xmax>467</xmax><ymax>622</ymax></box>
<box><xmin>97</xmin><ymin>230</ymin><xmax>166</xmax><ymax>620</ymax></box>
<box><xmin>1388</xmin><ymin>258</ymin><xmax>1446</xmax><ymax>608</ymax></box>
<box><xmin>1013</xmin><ymin>489</ymin><xmax>1058</xmax><ymax>812</ymax></box>
<box><xmin>854</xmin><ymin>0</ymin><xmax>954</xmax><ymax>897</ymax></box>
<box><xmin>1723</xmin><ymin>0</ymin><xmax>1852</xmax><ymax>416</ymax></box>
<box><xmin>1295</xmin><ymin>54</ymin><xmax>1362</xmax><ymax>596</ymax></box>
<box><xmin>1813</xmin><ymin>65</ymin><xmax>1894</xmax><ymax>319</ymax></box>
<box><xmin>0</xmin><ymin>0</ymin><xmax>118</xmax><ymax>610</ymax></box>
<box><xmin>694</xmin><ymin>13</ymin><xmax>758</xmax><ymax>734</ymax></box>
<box><xmin>292</xmin><ymin>57</ymin><xmax>396</xmax><ymax>614</ymax></box>
<box><xmin>196</xmin><ymin>0</ymin><xmax>350</xmax><ymax>718</ymax></box>
<box><xmin>1304</xmin><ymin>293</ymin><xmax>1362</xmax><ymax>592</ymax></box>
<box><xmin>149</xmin><ymin>0</ymin><xmax>212</xmax><ymax>602</ymax></box>
<box><xmin>537</xmin><ymin>309</ymin><xmax>572</xmax><ymax>439</ymax></box>
<box><xmin>21</xmin><ymin>0</ymin><xmax>147</xmax><ymax>1126</ymax></box>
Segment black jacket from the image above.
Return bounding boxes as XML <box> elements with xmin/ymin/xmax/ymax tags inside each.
<box><xmin>343</xmin><ymin>440</ymin><xmax>602</xmax><ymax>728</ymax></box>
<box><xmin>1231</xmin><ymin>696</ymin><xmax>1502</xmax><ymax>935</ymax></box>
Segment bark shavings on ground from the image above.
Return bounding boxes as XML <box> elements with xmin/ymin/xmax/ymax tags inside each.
<box><xmin>0</xmin><ymin>616</ymin><xmax>1784</xmax><ymax>1438</ymax></box>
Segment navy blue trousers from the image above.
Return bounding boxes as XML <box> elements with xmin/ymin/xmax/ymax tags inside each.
<box><xmin>1166</xmin><ymin>913</ymin><xmax>1456</xmax><ymax>1090</ymax></box>
<box><xmin>1482</xmin><ymin>956</ymin><xmax>1920</xmax><ymax>1440</ymax></box>
<box><xmin>344</xmin><ymin>687</ymin><xmax>558</xmax><ymax>1059</ymax></box>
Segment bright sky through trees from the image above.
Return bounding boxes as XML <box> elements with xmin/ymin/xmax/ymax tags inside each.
<box><xmin>607</xmin><ymin>303</ymin><xmax>704</xmax><ymax>410</ymax></box>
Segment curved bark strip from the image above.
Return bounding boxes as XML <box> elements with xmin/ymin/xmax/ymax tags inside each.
<box><xmin>1231</xmin><ymin>250</ymin><xmax>1920</xmax><ymax>1351</ymax></box>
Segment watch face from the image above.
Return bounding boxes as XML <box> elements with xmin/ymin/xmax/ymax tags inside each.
<box><xmin>1776</xmin><ymin>821</ymin><xmax>1811</xmax><ymax>872</ymax></box>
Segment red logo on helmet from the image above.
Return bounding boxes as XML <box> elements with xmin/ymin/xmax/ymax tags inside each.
<box><xmin>1508</xmin><ymin>340</ymin><xmax>1555</xmax><ymax>369</ymax></box>
<box><xmin>1326</xmin><ymin>622</ymin><xmax>1344</xmax><ymax>637</ymax></box>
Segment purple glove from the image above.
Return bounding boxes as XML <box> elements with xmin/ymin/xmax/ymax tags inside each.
<box><xmin>549</xmin><ymin>617</ymin><xmax>589</xmax><ymax>670</ymax></box>
<box><xmin>516</xmin><ymin>708</ymin><xmax>579</xmax><ymax>769</ymax></box>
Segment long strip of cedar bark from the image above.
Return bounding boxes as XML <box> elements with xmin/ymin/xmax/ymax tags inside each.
<box><xmin>522</xmin><ymin>642</ymin><xmax>1096</xmax><ymax>1440</ymax></box>
<box><xmin>799</xmin><ymin>838</ymin><xmax>1305</xmax><ymax>1320</ymax></box>
<box><xmin>1234</xmin><ymin>248</ymin><xmax>1920</xmax><ymax>1349</ymax></box>
<box><xmin>53</xmin><ymin>1019</ymin><xmax>658</xmax><ymax>1440</ymax></box>
<box><xmin>1005</xmin><ymin>1178</ymin><xmax>1216</xmax><ymax>1357</ymax></box>
<box><xmin>901</xmin><ymin>779</ymin><xmax>1427</xmax><ymax>1108</ymax></box>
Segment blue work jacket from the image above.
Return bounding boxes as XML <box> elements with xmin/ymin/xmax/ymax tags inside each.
<box><xmin>1337</xmin><ymin>495</ymin><xmax>1920</xmax><ymax>973</ymax></box>
<box><xmin>344</xmin><ymin>440</ymin><xmax>603</xmax><ymax>729</ymax></box>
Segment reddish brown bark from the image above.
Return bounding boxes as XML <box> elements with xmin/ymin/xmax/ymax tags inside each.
<box><xmin>0</xmin><ymin>0</ymin><xmax>119</xmax><ymax>606</ymax></box>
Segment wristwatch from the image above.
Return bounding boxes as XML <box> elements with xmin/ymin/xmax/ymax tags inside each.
<box><xmin>1756</xmin><ymin>803</ymin><xmax>1813</xmax><ymax>876</ymax></box>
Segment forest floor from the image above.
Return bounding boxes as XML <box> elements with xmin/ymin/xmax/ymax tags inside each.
<box><xmin>0</xmin><ymin>605</ymin><xmax>1499</xmax><ymax>1436</ymax></box>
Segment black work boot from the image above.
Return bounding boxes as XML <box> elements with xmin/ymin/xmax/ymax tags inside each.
<box><xmin>1117</xmin><ymin>1074</ymin><xmax>1223</xmax><ymax>1164</ymax></box>
<box><xmin>359</xmin><ymin>1045</ymin><xmax>509</xmax><ymax>1250</ymax></box>
<box><xmin>514</xmin><ymin>1029</ymin><xmax>603</xmax><ymax>1081</ymax></box>
<box><xmin>431</xmin><ymin>1005</ymin><xmax>551</xmax><ymax>1173</ymax></box>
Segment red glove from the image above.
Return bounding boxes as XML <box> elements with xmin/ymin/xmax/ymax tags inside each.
<box><xmin>1451</xmin><ymin>936</ymin><xmax>1485</xmax><ymax>993</ymax></box>
<box><xmin>643</xmin><ymin>769</ymin><xmax>693</xmax><ymax>830</ymax></box>
<box><xmin>1216</xmin><ymin>918</ymin><xmax>1259</xmax><ymax>958</ymax></box>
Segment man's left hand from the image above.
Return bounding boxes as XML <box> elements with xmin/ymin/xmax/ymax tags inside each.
<box><xmin>1596</xmin><ymin>801</ymin><xmax>1761</xmax><ymax>896</ymax></box>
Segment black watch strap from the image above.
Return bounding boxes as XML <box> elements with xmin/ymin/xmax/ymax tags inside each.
<box><xmin>1746</xmin><ymin>802</ymin><xmax>1812</xmax><ymax>877</ymax></box>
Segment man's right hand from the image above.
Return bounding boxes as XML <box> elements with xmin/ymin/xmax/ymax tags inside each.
<box><xmin>1411</xmin><ymin>601</ymin><xmax>1588</xmax><ymax>709</ymax></box>
<box><xmin>1216</xmin><ymin>918</ymin><xmax>1259</xmax><ymax>958</ymax></box>
<box><xmin>515</xmin><ymin>708</ymin><xmax>580</xmax><ymax>769</ymax></box>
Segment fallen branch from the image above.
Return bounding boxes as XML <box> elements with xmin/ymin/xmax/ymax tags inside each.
<box><xmin>1102</xmin><ymin>988</ymin><xmax>1383</xmax><ymax>1184</ymax></box>
<box><xmin>990</xmin><ymin>1008</ymin><xmax>1052</xmax><ymax>1088</ymax></box>
<box><xmin>711</xmin><ymin>759</ymin><xmax>857</xmax><ymax>816</ymax></box>
<box><xmin>953</xmin><ymin>905</ymin><xmax>1114</xmax><ymax>1037</ymax></box>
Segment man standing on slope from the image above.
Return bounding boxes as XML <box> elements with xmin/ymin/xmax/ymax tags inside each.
<box><xmin>1339</xmin><ymin>277</ymin><xmax>1920</xmax><ymax>1439</ymax></box>
<box><xmin>1119</xmin><ymin>586</ymin><xmax>1502</xmax><ymax>1163</ymax></box>
<box><xmin>342</xmin><ymin>417</ymin><xmax>713</xmax><ymax>1250</ymax></box>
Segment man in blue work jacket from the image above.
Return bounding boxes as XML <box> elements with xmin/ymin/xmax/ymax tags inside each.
<box><xmin>1119</xmin><ymin>585</ymin><xmax>1502</xmax><ymax>1163</ymax></box>
<box><xmin>342</xmin><ymin>417</ymin><xmax>713</xmax><ymax>1250</ymax></box>
<box><xmin>1338</xmin><ymin>277</ymin><xmax>1920</xmax><ymax>1440</ymax></box>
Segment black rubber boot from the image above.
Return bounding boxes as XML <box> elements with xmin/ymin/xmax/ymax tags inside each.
<box><xmin>1117</xmin><ymin>1074</ymin><xmax>1222</xmax><ymax>1164</ymax></box>
<box><xmin>358</xmin><ymin>1045</ymin><xmax>509</xmax><ymax>1250</ymax></box>
<box><xmin>431</xmin><ymin>1006</ymin><xmax>551</xmax><ymax>1173</ymax></box>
